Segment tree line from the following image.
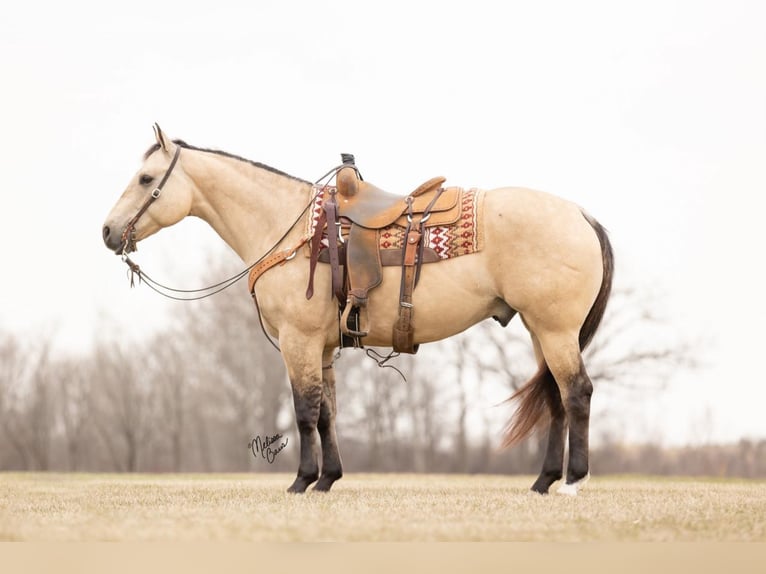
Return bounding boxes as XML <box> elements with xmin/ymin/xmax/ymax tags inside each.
<box><xmin>3</xmin><ymin>257</ymin><xmax>759</xmax><ymax>477</ymax></box>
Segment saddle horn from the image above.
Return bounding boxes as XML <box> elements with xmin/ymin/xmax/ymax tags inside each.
<box><xmin>337</xmin><ymin>153</ymin><xmax>361</xmax><ymax>197</ymax></box>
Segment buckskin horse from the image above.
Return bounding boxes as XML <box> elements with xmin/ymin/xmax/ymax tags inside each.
<box><xmin>102</xmin><ymin>125</ymin><xmax>613</xmax><ymax>496</ymax></box>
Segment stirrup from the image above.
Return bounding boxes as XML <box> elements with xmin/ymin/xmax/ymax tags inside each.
<box><xmin>340</xmin><ymin>301</ymin><xmax>369</xmax><ymax>338</ymax></box>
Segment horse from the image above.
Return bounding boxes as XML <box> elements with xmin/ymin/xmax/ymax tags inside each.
<box><xmin>102</xmin><ymin>125</ymin><xmax>613</xmax><ymax>496</ymax></box>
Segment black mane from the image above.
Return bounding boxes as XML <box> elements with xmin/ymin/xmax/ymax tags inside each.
<box><xmin>143</xmin><ymin>140</ymin><xmax>309</xmax><ymax>184</ymax></box>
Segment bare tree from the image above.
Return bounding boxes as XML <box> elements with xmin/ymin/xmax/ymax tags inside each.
<box><xmin>144</xmin><ymin>329</ymin><xmax>189</xmax><ymax>472</ymax></box>
<box><xmin>24</xmin><ymin>341</ymin><xmax>55</xmax><ymax>471</ymax></box>
<box><xmin>90</xmin><ymin>341</ymin><xmax>153</xmax><ymax>472</ymax></box>
<box><xmin>169</xmin><ymin>255</ymin><xmax>292</xmax><ymax>472</ymax></box>
<box><xmin>336</xmin><ymin>349</ymin><xmax>409</xmax><ymax>470</ymax></box>
<box><xmin>0</xmin><ymin>334</ymin><xmax>58</xmax><ymax>470</ymax></box>
<box><xmin>583</xmin><ymin>286</ymin><xmax>700</xmax><ymax>389</ymax></box>
<box><xmin>56</xmin><ymin>357</ymin><xmax>92</xmax><ymax>470</ymax></box>
<box><xmin>0</xmin><ymin>332</ymin><xmax>33</xmax><ymax>469</ymax></box>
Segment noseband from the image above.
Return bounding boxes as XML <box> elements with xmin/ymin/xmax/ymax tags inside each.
<box><xmin>120</xmin><ymin>145</ymin><xmax>182</xmax><ymax>256</ymax></box>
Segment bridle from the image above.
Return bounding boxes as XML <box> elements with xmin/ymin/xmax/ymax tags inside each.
<box><xmin>120</xmin><ymin>145</ymin><xmax>182</xmax><ymax>257</ymax></box>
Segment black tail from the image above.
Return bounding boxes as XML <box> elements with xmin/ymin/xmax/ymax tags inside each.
<box><xmin>577</xmin><ymin>211</ymin><xmax>614</xmax><ymax>351</ymax></box>
<box><xmin>502</xmin><ymin>211</ymin><xmax>614</xmax><ymax>448</ymax></box>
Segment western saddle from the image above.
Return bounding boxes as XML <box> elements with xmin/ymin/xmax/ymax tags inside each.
<box><xmin>306</xmin><ymin>155</ymin><xmax>461</xmax><ymax>354</ymax></box>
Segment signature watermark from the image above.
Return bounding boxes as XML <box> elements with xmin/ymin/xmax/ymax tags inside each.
<box><xmin>248</xmin><ymin>433</ymin><xmax>289</xmax><ymax>464</ymax></box>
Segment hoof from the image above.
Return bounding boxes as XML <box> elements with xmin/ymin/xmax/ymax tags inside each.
<box><xmin>557</xmin><ymin>472</ymin><xmax>590</xmax><ymax>496</ymax></box>
<box><xmin>287</xmin><ymin>475</ymin><xmax>316</xmax><ymax>493</ymax></box>
<box><xmin>313</xmin><ymin>475</ymin><xmax>341</xmax><ymax>492</ymax></box>
<box><xmin>529</xmin><ymin>483</ymin><xmax>550</xmax><ymax>495</ymax></box>
<box><xmin>286</xmin><ymin>484</ymin><xmax>307</xmax><ymax>494</ymax></box>
<box><xmin>530</xmin><ymin>472</ymin><xmax>562</xmax><ymax>495</ymax></box>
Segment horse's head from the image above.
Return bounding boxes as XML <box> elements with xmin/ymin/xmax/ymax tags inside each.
<box><xmin>102</xmin><ymin>124</ymin><xmax>195</xmax><ymax>255</ymax></box>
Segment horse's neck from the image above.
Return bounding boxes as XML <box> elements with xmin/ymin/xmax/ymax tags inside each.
<box><xmin>185</xmin><ymin>151</ymin><xmax>311</xmax><ymax>263</ymax></box>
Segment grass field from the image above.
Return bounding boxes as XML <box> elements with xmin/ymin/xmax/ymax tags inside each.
<box><xmin>1</xmin><ymin>473</ymin><xmax>765</xmax><ymax>542</ymax></box>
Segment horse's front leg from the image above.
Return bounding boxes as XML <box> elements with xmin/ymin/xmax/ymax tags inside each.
<box><xmin>282</xmin><ymin>336</ymin><xmax>323</xmax><ymax>494</ymax></box>
<box><xmin>314</xmin><ymin>348</ymin><xmax>343</xmax><ymax>492</ymax></box>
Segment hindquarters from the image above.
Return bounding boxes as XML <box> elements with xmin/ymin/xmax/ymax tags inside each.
<box><xmin>483</xmin><ymin>188</ymin><xmax>613</xmax><ymax>493</ymax></box>
<box><xmin>501</xmin><ymin>205</ymin><xmax>613</xmax><ymax>448</ymax></box>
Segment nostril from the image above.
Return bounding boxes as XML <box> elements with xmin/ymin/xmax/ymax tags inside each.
<box><xmin>102</xmin><ymin>225</ymin><xmax>111</xmax><ymax>242</ymax></box>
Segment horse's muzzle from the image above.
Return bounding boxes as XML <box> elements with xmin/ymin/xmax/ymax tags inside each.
<box><xmin>102</xmin><ymin>224</ymin><xmax>126</xmax><ymax>254</ymax></box>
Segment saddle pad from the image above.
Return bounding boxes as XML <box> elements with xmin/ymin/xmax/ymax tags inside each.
<box><xmin>306</xmin><ymin>186</ymin><xmax>485</xmax><ymax>262</ymax></box>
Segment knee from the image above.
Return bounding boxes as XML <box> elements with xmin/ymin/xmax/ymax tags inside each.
<box><xmin>293</xmin><ymin>387</ymin><xmax>322</xmax><ymax>433</ymax></box>
<box><xmin>296</xmin><ymin>418</ymin><xmax>318</xmax><ymax>434</ymax></box>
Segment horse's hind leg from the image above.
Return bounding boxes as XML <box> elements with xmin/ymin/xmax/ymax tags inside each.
<box><xmin>537</xmin><ymin>331</ymin><xmax>593</xmax><ymax>495</ymax></box>
<box><xmin>527</xmin><ymin>334</ymin><xmax>567</xmax><ymax>494</ymax></box>
<box><xmin>558</xmin><ymin>358</ymin><xmax>593</xmax><ymax>495</ymax></box>
<box><xmin>532</xmin><ymin>404</ymin><xmax>567</xmax><ymax>494</ymax></box>
<box><xmin>314</xmin><ymin>348</ymin><xmax>343</xmax><ymax>492</ymax></box>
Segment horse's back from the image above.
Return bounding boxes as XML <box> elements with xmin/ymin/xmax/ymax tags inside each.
<box><xmin>484</xmin><ymin>186</ymin><xmax>593</xmax><ymax>235</ymax></box>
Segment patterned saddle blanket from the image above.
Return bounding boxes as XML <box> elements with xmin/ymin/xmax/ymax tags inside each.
<box><xmin>306</xmin><ymin>186</ymin><xmax>485</xmax><ymax>265</ymax></box>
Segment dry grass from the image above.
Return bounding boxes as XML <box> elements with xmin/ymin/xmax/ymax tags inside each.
<box><xmin>1</xmin><ymin>473</ymin><xmax>764</xmax><ymax>541</ymax></box>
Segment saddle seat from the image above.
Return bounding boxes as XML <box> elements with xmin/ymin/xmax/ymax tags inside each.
<box><xmin>336</xmin><ymin>167</ymin><xmax>455</xmax><ymax>228</ymax></box>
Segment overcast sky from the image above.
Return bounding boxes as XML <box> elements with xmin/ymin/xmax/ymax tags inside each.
<box><xmin>2</xmin><ymin>1</ymin><xmax>765</xmax><ymax>445</ymax></box>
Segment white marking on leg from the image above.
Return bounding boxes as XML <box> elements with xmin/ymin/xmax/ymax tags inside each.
<box><xmin>556</xmin><ymin>472</ymin><xmax>590</xmax><ymax>496</ymax></box>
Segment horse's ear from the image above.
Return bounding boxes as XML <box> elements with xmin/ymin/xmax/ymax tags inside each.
<box><xmin>153</xmin><ymin>123</ymin><xmax>169</xmax><ymax>152</ymax></box>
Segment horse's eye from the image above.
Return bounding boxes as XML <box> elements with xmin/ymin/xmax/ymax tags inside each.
<box><xmin>139</xmin><ymin>174</ymin><xmax>154</xmax><ymax>186</ymax></box>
